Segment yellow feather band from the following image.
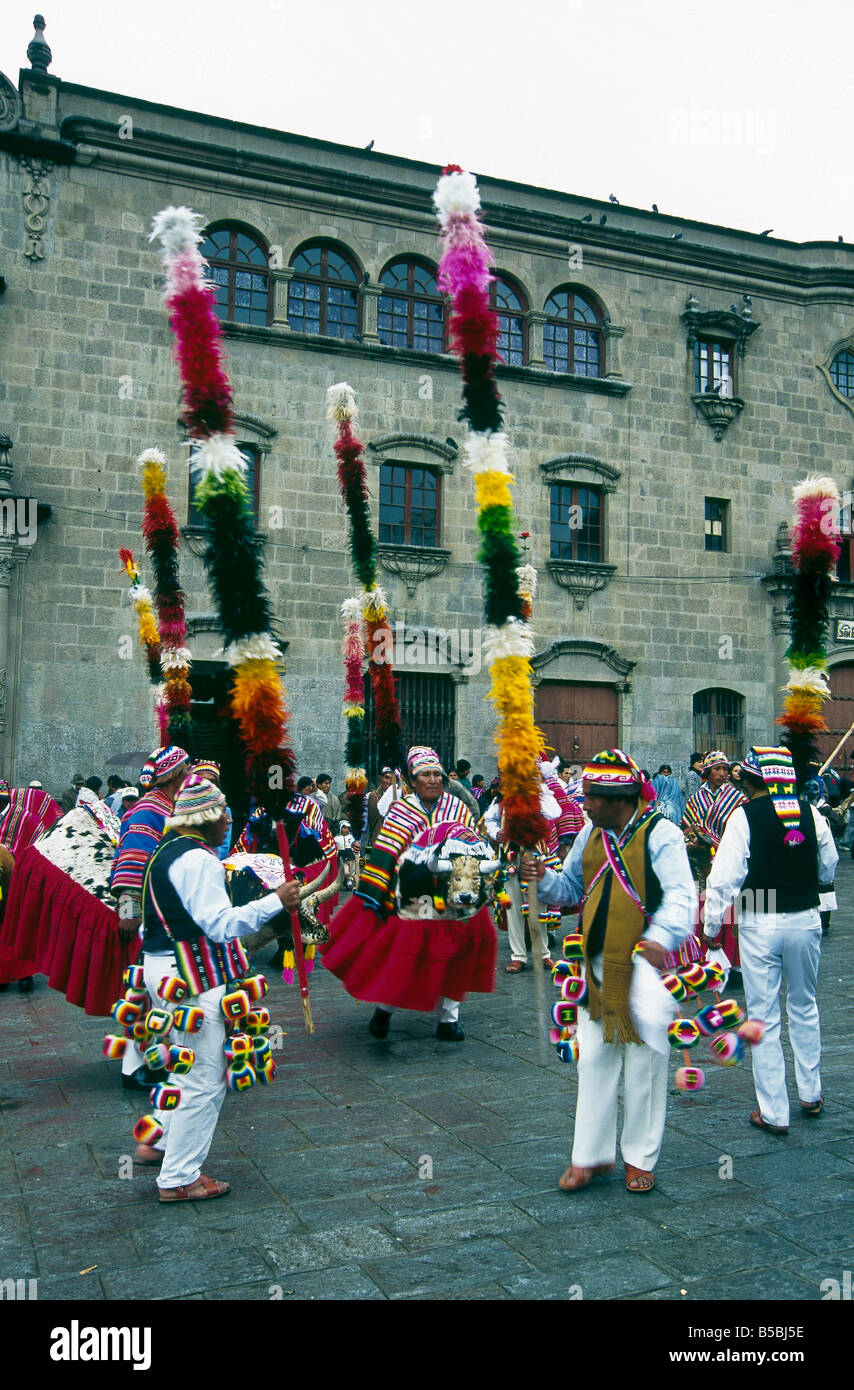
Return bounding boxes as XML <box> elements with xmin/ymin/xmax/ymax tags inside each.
<box><xmin>141</xmin><ymin>458</ymin><xmax>168</xmax><ymax>499</ymax></box>
<box><xmin>474</xmin><ymin>470</ymin><xmax>514</xmax><ymax>512</ymax></box>
<box><xmin>137</xmin><ymin>606</ymin><xmax>160</xmax><ymax>650</ymax></box>
<box><xmin>488</xmin><ymin>654</ymin><xmax>544</xmax><ymax>797</ymax></box>
<box><xmin>344</xmin><ymin>704</ymin><xmax>365</xmax><ymax>718</ymax></box>
<box><xmin>345</xmin><ymin>771</ymin><xmax>368</xmax><ymax>793</ymax></box>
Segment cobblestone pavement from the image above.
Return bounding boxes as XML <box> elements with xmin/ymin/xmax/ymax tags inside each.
<box><xmin>1</xmin><ymin>864</ymin><xmax>853</xmax><ymax>1302</ymax></box>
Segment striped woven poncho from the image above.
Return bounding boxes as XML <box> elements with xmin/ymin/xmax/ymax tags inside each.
<box><xmin>357</xmin><ymin>791</ymin><xmax>475</xmax><ymax>917</ymax></box>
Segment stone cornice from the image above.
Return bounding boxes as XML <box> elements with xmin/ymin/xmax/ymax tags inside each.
<box><xmin>532</xmin><ymin>638</ymin><xmax>635</xmax><ymax>678</ymax></box>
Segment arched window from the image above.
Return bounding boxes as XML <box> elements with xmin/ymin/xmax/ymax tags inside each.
<box><xmin>830</xmin><ymin>350</ymin><xmax>854</xmax><ymax>399</ymax></box>
<box><xmin>543</xmin><ymin>288</ymin><xmax>603</xmax><ymax>376</ymax></box>
<box><xmin>492</xmin><ymin>275</ymin><xmax>527</xmax><ymax>366</ymax></box>
<box><xmin>378</xmin><ymin>259</ymin><xmax>445</xmax><ymax>353</ymax></box>
<box><xmin>692</xmin><ymin>688</ymin><xmax>745</xmax><ymax>765</ymax></box>
<box><xmin>288</xmin><ymin>243</ymin><xmax>360</xmax><ymax>339</ymax></box>
<box><xmin>201</xmin><ymin>225</ymin><xmax>270</xmax><ymax>325</ymax></box>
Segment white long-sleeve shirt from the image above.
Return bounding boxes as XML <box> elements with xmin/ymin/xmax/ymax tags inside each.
<box><xmin>537</xmin><ymin>811</ymin><xmax>697</xmax><ymax>952</ymax></box>
<box><xmin>148</xmin><ymin>845</ymin><xmax>283</xmax><ymax>948</ymax></box>
<box><xmin>704</xmin><ymin>801</ymin><xmax>838</xmax><ymax>934</ymax></box>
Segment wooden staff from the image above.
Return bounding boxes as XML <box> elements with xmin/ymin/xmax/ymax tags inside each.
<box><xmin>818</xmin><ymin>719</ymin><xmax>854</xmax><ymax>775</ymax></box>
<box><xmin>273</xmin><ymin>820</ymin><xmax>314</xmax><ymax>1035</ymax></box>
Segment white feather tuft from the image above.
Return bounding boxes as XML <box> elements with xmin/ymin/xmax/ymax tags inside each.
<box><xmin>516</xmin><ymin>563</ymin><xmax>537</xmax><ymax>595</ymax></box>
<box><xmin>149</xmin><ymin>206</ymin><xmax>203</xmax><ymax>257</ymax></box>
<box><xmin>783</xmin><ymin>666</ymin><xmax>831</xmax><ymax>697</ymax></box>
<box><xmin>433</xmin><ymin>169</ymin><xmax>481</xmax><ymax>220</ymax></box>
<box><xmin>361</xmin><ymin>587</ymin><xmax>388</xmax><ymax>620</ymax></box>
<box><xmin>792</xmin><ymin>475</ymin><xmax>840</xmax><ymax>505</ymax></box>
<box><xmin>190</xmin><ymin>433</ymin><xmax>247</xmax><ymax>481</ymax></box>
<box><xmin>482</xmin><ymin>619</ymin><xmax>535</xmax><ymax>664</ymax></box>
<box><xmin>128</xmin><ymin>584</ymin><xmax>152</xmax><ymax>606</ymax></box>
<box><xmin>341</xmin><ymin>595</ymin><xmax>364</xmax><ymax>622</ymax></box>
<box><xmin>160</xmin><ymin>647</ymin><xmax>193</xmax><ymax>671</ymax></box>
<box><xmin>462</xmin><ymin>431</ymin><xmax>511</xmax><ymax>475</ymax></box>
<box><xmin>326</xmin><ymin>383</ymin><xmax>357</xmax><ymax>423</ymax></box>
<box><xmin>137</xmin><ymin>447</ymin><xmax>167</xmax><ymax>470</ymax></box>
<box><xmin>224</xmin><ymin>633</ymin><xmax>283</xmax><ymax>667</ymax></box>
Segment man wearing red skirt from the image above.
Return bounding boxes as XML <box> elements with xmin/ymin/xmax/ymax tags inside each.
<box><xmin>321</xmin><ymin>746</ymin><xmax>497</xmax><ymax>1042</ymax></box>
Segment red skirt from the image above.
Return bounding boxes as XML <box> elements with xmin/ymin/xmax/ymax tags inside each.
<box><xmin>0</xmin><ymin>847</ymin><xmax>140</xmax><ymax>1014</ymax></box>
<box><xmin>696</xmin><ymin>893</ymin><xmax>739</xmax><ymax>968</ymax></box>
<box><xmin>320</xmin><ymin>896</ymin><xmax>497</xmax><ymax>1011</ymax></box>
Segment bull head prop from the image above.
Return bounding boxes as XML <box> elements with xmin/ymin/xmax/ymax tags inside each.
<box><xmin>395</xmin><ymin>827</ymin><xmax>500</xmax><ymax>919</ymax></box>
<box><xmin>226</xmin><ymin>853</ymin><xmax>343</xmax><ymax>954</ymax></box>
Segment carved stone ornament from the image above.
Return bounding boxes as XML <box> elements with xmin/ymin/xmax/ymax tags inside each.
<box><xmin>0</xmin><ymin>72</ymin><xmax>22</xmax><ymax>133</ymax></box>
<box><xmin>680</xmin><ymin>296</ymin><xmax>760</xmax><ymax>358</ymax></box>
<box><xmin>0</xmin><ymin>552</ymin><xmax>18</xmax><ymax>586</ymax></box>
<box><xmin>691</xmin><ymin>392</ymin><xmax>744</xmax><ymax>439</ymax></box>
<box><xmin>546</xmin><ymin>559</ymin><xmax>617</xmax><ymax>609</ymax></box>
<box><xmin>21</xmin><ymin>157</ymin><xmax>52</xmax><ymax>261</ymax></box>
<box><xmin>378</xmin><ymin>544</ymin><xmax>451</xmax><ymax>596</ymax></box>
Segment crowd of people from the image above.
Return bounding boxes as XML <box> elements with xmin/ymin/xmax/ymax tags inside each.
<box><xmin>0</xmin><ymin>733</ymin><xmax>842</xmax><ymax>1203</ymax></box>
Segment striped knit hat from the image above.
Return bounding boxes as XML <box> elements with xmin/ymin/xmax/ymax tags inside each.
<box><xmin>138</xmin><ymin>760</ymin><xmax>155</xmax><ymax>789</ymax></box>
<box><xmin>407</xmin><ymin>746</ymin><xmax>443</xmax><ymax>776</ymax></box>
<box><xmin>741</xmin><ymin>746</ymin><xmax>804</xmax><ymax>846</ymax></box>
<box><xmin>151</xmin><ymin>745</ymin><xmax>189</xmax><ymax>784</ymax></box>
<box><xmin>193</xmin><ymin>759</ymin><xmax>221</xmax><ymax>785</ymax></box>
<box><xmin>583</xmin><ymin>748</ymin><xmax>656</xmax><ymax>803</ymax></box>
<box><xmin>702</xmin><ymin>750</ymin><xmax>730</xmax><ymax>771</ymax></box>
<box><xmin>167</xmin><ymin>775</ymin><xmax>226</xmax><ymax>829</ymax></box>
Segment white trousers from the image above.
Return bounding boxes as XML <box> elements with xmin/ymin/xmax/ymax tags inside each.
<box><xmin>121</xmin><ymin>1039</ymin><xmax>146</xmax><ymax>1077</ymax></box>
<box><xmin>506</xmin><ymin>872</ymin><xmax>549</xmax><ymax>963</ymax></box>
<box><xmin>737</xmin><ymin>910</ymin><xmax>822</xmax><ymax>1129</ymax></box>
<box><xmin>571</xmin><ymin>1010</ymin><xmax>670</xmax><ymax>1171</ymax></box>
<box><xmin>142</xmin><ymin>954</ymin><xmax>227</xmax><ymax>1190</ymax></box>
<box><xmin>378</xmin><ymin>997</ymin><xmax>459</xmax><ymax>1023</ymax></box>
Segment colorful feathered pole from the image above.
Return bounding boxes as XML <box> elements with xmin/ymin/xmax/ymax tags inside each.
<box><xmin>118</xmin><ymin>547</ymin><xmax>163</xmax><ymax>687</ymax></box>
<box><xmin>150</xmin><ymin>205</ymin><xmax>313</xmax><ymax>1033</ymax></box>
<box><xmin>776</xmin><ymin>474</ymin><xmax>841</xmax><ymax>786</ymax></box>
<box><xmin>339</xmin><ymin>594</ymin><xmax>369</xmax><ymax>833</ymax></box>
<box><xmin>138</xmin><ymin>448</ymin><xmax>193</xmax><ymax>743</ymax></box>
<box><xmin>326</xmin><ymin>383</ymin><xmax>404</xmax><ymax>784</ymax></box>
<box><xmin>434</xmin><ymin>166</ymin><xmax>547</xmax><ymax>847</ymax></box>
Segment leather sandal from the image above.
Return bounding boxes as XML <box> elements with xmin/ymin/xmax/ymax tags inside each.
<box><xmin>749</xmin><ymin>1110</ymin><xmax>789</xmax><ymax>1135</ymax></box>
<box><xmin>505</xmin><ymin>960</ymin><xmax>526</xmax><ymax>973</ymax></box>
<box><xmin>558</xmin><ymin>1163</ymin><xmax>614</xmax><ymax>1191</ymax></box>
<box><xmin>542</xmin><ymin>956</ymin><xmax>556</xmax><ymax>971</ymax></box>
<box><xmin>624</xmin><ymin>1163</ymin><xmax>655</xmax><ymax>1192</ymax></box>
<box><xmin>800</xmin><ymin>1097</ymin><xmax>824</xmax><ymax>1117</ymax></box>
<box><xmin>158</xmin><ymin>1174</ymin><xmax>230</xmax><ymax>1203</ymax></box>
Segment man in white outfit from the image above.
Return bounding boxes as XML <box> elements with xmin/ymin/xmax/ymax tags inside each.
<box><xmin>525</xmin><ymin>748</ymin><xmax>696</xmax><ymax>1194</ymax></box>
<box><xmin>134</xmin><ymin>776</ymin><xmax>299</xmax><ymax>1201</ymax></box>
<box><xmin>704</xmin><ymin>745</ymin><xmax>837</xmax><ymax>1134</ymax></box>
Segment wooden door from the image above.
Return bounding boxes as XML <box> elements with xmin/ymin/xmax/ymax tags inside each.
<box><xmin>535</xmin><ymin>681</ymin><xmax>619</xmax><ymax>764</ymax></box>
<box><xmin>817</xmin><ymin>662</ymin><xmax>854</xmax><ymax>778</ymax></box>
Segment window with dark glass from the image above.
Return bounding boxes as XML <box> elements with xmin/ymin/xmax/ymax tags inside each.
<box><xmin>491</xmin><ymin>276</ymin><xmax>527</xmax><ymax>366</ymax></box>
<box><xmin>288</xmin><ymin>244</ymin><xmax>360</xmax><ymax>339</ymax></box>
<box><xmin>704</xmin><ymin>497</ymin><xmax>729</xmax><ymax>552</ymax></box>
<box><xmin>378</xmin><ymin>260</ymin><xmax>445</xmax><ymax>353</ymax></box>
<box><xmin>543</xmin><ymin>289</ymin><xmax>602</xmax><ymax>375</ymax></box>
<box><xmin>695</xmin><ymin>337</ymin><xmax>734</xmax><ymax>394</ymax></box>
<box><xmin>830</xmin><ymin>350</ymin><xmax>854</xmax><ymax>399</ymax></box>
<box><xmin>549</xmin><ymin>483</ymin><xmax>602</xmax><ymax>562</ymax></box>
<box><xmin>200</xmin><ymin>227</ymin><xmax>270</xmax><ymax>325</ymax></box>
<box><xmin>693</xmin><ymin>688</ymin><xmax>745</xmax><ymax>764</ymax></box>
<box><xmin>838</xmin><ymin>495</ymin><xmax>854</xmax><ymax>581</ymax></box>
<box><xmin>188</xmin><ymin>443</ymin><xmax>260</xmax><ymax>527</ymax></box>
<box><xmin>378</xmin><ymin>464</ymin><xmax>440</xmax><ymax>547</ymax></box>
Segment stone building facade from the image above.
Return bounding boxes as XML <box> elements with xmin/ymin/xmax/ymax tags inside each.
<box><xmin>2</xmin><ymin>21</ymin><xmax>854</xmax><ymax>812</ymax></box>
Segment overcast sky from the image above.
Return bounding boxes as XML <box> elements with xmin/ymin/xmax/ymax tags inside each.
<box><xmin>3</xmin><ymin>0</ymin><xmax>851</xmax><ymax>244</ymax></box>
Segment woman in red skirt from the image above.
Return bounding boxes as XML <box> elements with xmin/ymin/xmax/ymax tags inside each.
<box><xmin>321</xmin><ymin>746</ymin><xmax>497</xmax><ymax>1042</ymax></box>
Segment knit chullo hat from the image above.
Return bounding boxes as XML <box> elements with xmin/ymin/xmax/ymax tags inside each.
<box><xmin>740</xmin><ymin>746</ymin><xmax>803</xmax><ymax>846</ymax></box>
<box><xmin>582</xmin><ymin>748</ymin><xmax>656</xmax><ymax>803</ymax></box>
<box><xmin>138</xmin><ymin>760</ymin><xmax>155</xmax><ymax>789</ymax></box>
<box><xmin>166</xmin><ymin>775</ymin><xmax>226</xmax><ymax>830</ymax></box>
<box><xmin>193</xmin><ymin>759</ymin><xmax>221</xmax><ymax>785</ymax></box>
<box><xmin>702</xmin><ymin>750</ymin><xmax>730</xmax><ymax>771</ymax></box>
<box><xmin>151</xmin><ymin>745</ymin><xmax>189</xmax><ymax>785</ymax></box>
<box><xmin>407</xmin><ymin>746</ymin><xmax>443</xmax><ymax>777</ymax></box>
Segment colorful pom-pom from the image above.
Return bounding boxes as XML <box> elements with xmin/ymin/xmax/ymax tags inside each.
<box><xmin>224</xmin><ymin>1032</ymin><xmax>252</xmax><ymax>1062</ymax></box>
<box><xmin>255</xmin><ymin>1058</ymin><xmax>278</xmax><ymax>1085</ymax></box>
<box><xmin>252</xmin><ymin>1037</ymin><xmax>272</xmax><ymax>1068</ymax></box>
<box><xmin>130</xmin><ymin>1020</ymin><xmax>151</xmax><ymax>1044</ymax></box>
<box><xmin>695</xmin><ymin>1003</ymin><xmax>727</xmax><ymax>1036</ymax></box>
<box><xmin>221</xmin><ymin>989</ymin><xmax>251</xmax><ymax>1021</ymax></box>
<box><xmin>239</xmin><ymin>974</ymin><xmax>268</xmax><ymax>1003</ymax></box>
<box><xmin>172</xmin><ymin>1005</ymin><xmax>204</xmax><ymax>1033</ymax></box>
<box><xmin>679</xmin><ymin>963</ymin><xmax>708</xmax><ymax>992</ymax></box>
<box><xmin>661</xmin><ymin>974</ymin><xmax>688</xmax><ymax>1001</ymax></box>
<box><xmin>168</xmin><ymin>1045</ymin><xmax>195</xmax><ymax>1073</ymax></box>
<box><xmin>710</xmin><ymin>1033</ymin><xmax>744</xmax><ymax>1067</ymax></box>
<box><xmin>667</xmin><ymin>1018</ymin><xmax>701</xmax><ymax>1049</ymax></box>
<box><xmin>551</xmin><ymin>960</ymin><xmax>572</xmax><ymax>982</ymax></box>
<box><xmin>562</xmin><ymin>933</ymin><xmax>585</xmax><ymax>961</ymax></box>
<box><xmin>244</xmin><ymin>1008</ymin><xmax>271</xmax><ymax>1036</ymax></box>
<box><xmin>551</xmin><ymin>1001</ymin><xmax>577</xmax><ymax>1028</ymax></box>
<box><xmin>716</xmin><ymin>999</ymin><xmax>745</xmax><ymax>1029</ymax></box>
<box><xmin>133</xmin><ymin>1114</ymin><xmax>164</xmax><ymax>1144</ymax></box>
<box><xmin>560</xmin><ymin>974</ymin><xmax>587</xmax><ymax>1005</ymax></box>
<box><xmin>675</xmin><ymin>1066</ymin><xmax>705</xmax><ymax>1092</ymax></box>
<box><xmin>123</xmin><ymin>965</ymin><xmax>145</xmax><ymax>990</ymax></box>
<box><xmin>737</xmin><ymin>1019</ymin><xmax>766</xmax><ymax>1046</ymax></box>
<box><xmin>102</xmin><ymin>1034</ymin><xmax>128</xmax><ymax>1060</ymax></box>
<box><xmin>704</xmin><ymin>962</ymin><xmax>727</xmax><ymax>991</ymax></box>
<box><xmin>556</xmin><ymin>1036</ymin><xmax>580</xmax><ymax>1064</ymax></box>
<box><xmin>226</xmin><ymin>1062</ymin><xmax>257</xmax><ymax>1092</ymax></box>
<box><xmin>143</xmin><ymin>1042</ymin><xmax>172</xmax><ymax>1071</ymax></box>
<box><xmin>122</xmin><ymin>987</ymin><xmax>148</xmax><ymax>1006</ymax></box>
<box><xmin>150</xmin><ymin>1083</ymin><xmax>182</xmax><ymax>1110</ymax></box>
<box><xmin>145</xmin><ymin>1008</ymin><xmax>174</xmax><ymax>1037</ymax></box>
<box><xmin>112</xmin><ymin>999</ymin><xmax>143</xmax><ymax>1026</ymax></box>
<box><xmin>158</xmin><ymin>975</ymin><xmax>188</xmax><ymax>1003</ymax></box>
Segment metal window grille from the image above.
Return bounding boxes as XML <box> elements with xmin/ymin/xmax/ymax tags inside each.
<box><xmin>692</xmin><ymin>688</ymin><xmax>745</xmax><ymax>764</ymax></box>
<box><xmin>362</xmin><ymin>670</ymin><xmax>455</xmax><ymax>782</ymax></box>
